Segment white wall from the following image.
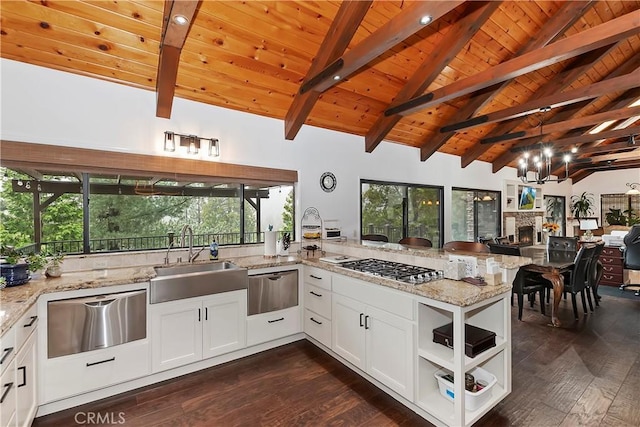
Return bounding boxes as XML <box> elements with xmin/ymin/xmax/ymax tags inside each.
<box><xmin>1</xmin><ymin>59</ymin><xmax>634</xmax><ymax>241</ymax></box>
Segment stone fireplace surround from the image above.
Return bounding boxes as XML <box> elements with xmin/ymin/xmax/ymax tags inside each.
<box><xmin>503</xmin><ymin>211</ymin><xmax>545</xmax><ymax>244</ymax></box>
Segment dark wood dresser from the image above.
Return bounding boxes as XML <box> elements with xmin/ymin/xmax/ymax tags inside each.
<box><xmin>600</xmin><ymin>246</ymin><xmax>624</xmax><ymax>287</ymax></box>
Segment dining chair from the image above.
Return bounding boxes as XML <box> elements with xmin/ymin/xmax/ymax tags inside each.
<box><xmin>542</xmin><ymin>244</ymin><xmax>596</xmax><ymax>320</ymax></box>
<box><xmin>398</xmin><ymin>237</ymin><xmax>432</xmax><ymax>247</ymax></box>
<box><xmin>587</xmin><ymin>242</ymin><xmax>605</xmax><ymax>308</ymax></box>
<box><xmin>494</xmin><ymin>236</ymin><xmax>511</xmax><ymax>245</ymax></box>
<box><xmin>512</xmin><ymin>268</ymin><xmax>547</xmax><ymax>321</ymax></box>
<box><xmin>442</xmin><ymin>241</ymin><xmax>490</xmax><ymax>253</ymax></box>
<box><xmin>547</xmin><ymin>236</ymin><xmax>579</xmax><ymax>251</ymax></box>
<box><xmin>361</xmin><ymin>234</ymin><xmax>389</xmax><ymax>242</ymax></box>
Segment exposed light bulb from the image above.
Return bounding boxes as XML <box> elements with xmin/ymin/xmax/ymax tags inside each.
<box><xmin>571</xmin><ymin>146</ymin><xmax>578</xmax><ymax>153</ymax></box>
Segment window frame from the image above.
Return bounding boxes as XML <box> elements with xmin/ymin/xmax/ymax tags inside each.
<box><xmin>451</xmin><ymin>187</ymin><xmax>502</xmax><ymax>242</ymax></box>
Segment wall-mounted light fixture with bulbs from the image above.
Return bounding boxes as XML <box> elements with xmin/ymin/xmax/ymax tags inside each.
<box><xmin>164</xmin><ymin>131</ymin><xmax>219</xmax><ymax>157</ymax></box>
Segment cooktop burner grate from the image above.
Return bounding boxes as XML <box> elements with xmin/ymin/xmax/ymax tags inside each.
<box><xmin>339</xmin><ymin>258</ymin><xmax>443</xmax><ymax>284</ymax></box>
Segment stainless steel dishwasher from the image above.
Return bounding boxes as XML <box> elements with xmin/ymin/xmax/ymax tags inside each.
<box><xmin>248</xmin><ymin>270</ymin><xmax>298</xmax><ymax>315</ymax></box>
<box><xmin>47</xmin><ymin>289</ymin><xmax>147</xmax><ymax>358</ymax></box>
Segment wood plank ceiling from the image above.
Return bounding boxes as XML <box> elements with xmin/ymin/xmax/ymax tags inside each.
<box><xmin>1</xmin><ymin>1</ymin><xmax>639</xmax><ymax>183</ymax></box>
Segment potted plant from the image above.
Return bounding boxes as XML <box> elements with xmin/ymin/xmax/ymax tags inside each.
<box><xmin>570</xmin><ymin>192</ymin><xmax>595</xmax><ymax>220</ymax></box>
<box><xmin>0</xmin><ymin>245</ymin><xmax>32</xmax><ymax>286</ymax></box>
<box><xmin>45</xmin><ymin>252</ymin><xmax>65</xmax><ymax>278</ymax></box>
<box><xmin>605</xmin><ymin>208</ymin><xmax>627</xmax><ymax>226</ymax></box>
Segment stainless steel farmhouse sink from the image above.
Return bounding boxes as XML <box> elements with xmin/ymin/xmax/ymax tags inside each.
<box><xmin>150</xmin><ymin>262</ymin><xmax>248</xmax><ymax>304</ymax></box>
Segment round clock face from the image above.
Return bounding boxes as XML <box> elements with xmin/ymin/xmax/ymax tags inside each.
<box><xmin>320</xmin><ymin>172</ymin><xmax>337</xmax><ymax>192</ymax></box>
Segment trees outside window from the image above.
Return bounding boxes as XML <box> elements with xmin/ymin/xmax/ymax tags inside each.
<box><xmin>361</xmin><ymin>180</ymin><xmax>443</xmax><ymax>247</ymax></box>
<box><xmin>0</xmin><ymin>167</ymin><xmax>294</xmax><ymax>254</ymax></box>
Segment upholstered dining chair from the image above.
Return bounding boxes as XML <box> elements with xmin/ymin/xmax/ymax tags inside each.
<box><xmin>547</xmin><ymin>236</ymin><xmax>579</xmax><ymax>251</ymax></box>
<box><xmin>442</xmin><ymin>241</ymin><xmax>490</xmax><ymax>253</ymax></box>
<box><xmin>399</xmin><ymin>237</ymin><xmax>433</xmax><ymax>247</ymax></box>
<box><xmin>361</xmin><ymin>234</ymin><xmax>388</xmax><ymax>242</ymax></box>
<box><xmin>587</xmin><ymin>242</ymin><xmax>605</xmax><ymax>307</ymax></box>
<box><xmin>621</xmin><ymin>224</ymin><xmax>640</xmax><ymax>296</ymax></box>
<box><xmin>488</xmin><ymin>243</ymin><xmax>521</xmax><ymax>256</ymax></box>
<box><xmin>542</xmin><ymin>244</ymin><xmax>596</xmax><ymax>320</ymax></box>
<box><xmin>512</xmin><ymin>268</ymin><xmax>547</xmax><ymax>321</ymax></box>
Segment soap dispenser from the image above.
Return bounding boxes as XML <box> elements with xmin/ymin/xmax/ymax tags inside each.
<box><xmin>209</xmin><ymin>239</ymin><xmax>219</xmax><ymax>260</ymax></box>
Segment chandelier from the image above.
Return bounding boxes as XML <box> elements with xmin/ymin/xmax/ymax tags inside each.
<box><xmin>517</xmin><ymin>111</ymin><xmax>576</xmax><ymax>184</ymax></box>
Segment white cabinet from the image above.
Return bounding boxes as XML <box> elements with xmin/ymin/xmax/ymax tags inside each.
<box><xmin>1</xmin><ymin>303</ymin><xmax>38</xmax><ymax>427</ymax></box>
<box><xmin>303</xmin><ymin>266</ymin><xmax>332</xmax><ymax>348</ymax></box>
<box><xmin>246</xmin><ymin>306</ymin><xmax>301</xmax><ymax>347</ymax></box>
<box><xmin>331</xmin><ymin>275</ymin><xmax>415</xmax><ymax>401</ymax></box>
<box><xmin>151</xmin><ymin>290</ymin><xmax>247</xmax><ymax>373</ymax></box>
<box><xmin>15</xmin><ymin>332</ymin><xmax>37</xmax><ymax>427</ymax></box>
<box><xmin>415</xmin><ymin>294</ymin><xmax>511</xmax><ymax>427</ymax></box>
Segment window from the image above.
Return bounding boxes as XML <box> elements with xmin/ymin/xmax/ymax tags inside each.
<box><xmin>451</xmin><ymin>188</ymin><xmax>501</xmax><ymax>242</ymax></box>
<box><xmin>361</xmin><ymin>180</ymin><xmax>443</xmax><ymax>246</ymax></box>
<box><xmin>601</xmin><ymin>193</ymin><xmax>640</xmax><ymax>226</ymax></box>
<box><xmin>0</xmin><ymin>167</ymin><xmax>294</xmax><ymax>255</ymax></box>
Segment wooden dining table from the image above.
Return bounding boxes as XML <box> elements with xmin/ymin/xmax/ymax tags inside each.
<box><xmin>518</xmin><ymin>246</ymin><xmax>577</xmax><ymax>327</ymax></box>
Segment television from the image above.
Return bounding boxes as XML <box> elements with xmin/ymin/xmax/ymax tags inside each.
<box><xmin>518</xmin><ymin>186</ymin><xmax>536</xmax><ymax>210</ymax></box>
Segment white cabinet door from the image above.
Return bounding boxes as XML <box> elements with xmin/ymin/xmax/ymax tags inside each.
<box><xmin>202</xmin><ymin>291</ymin><xmax>247</xmax><ymax>359</ymax></box>
<box><xmin>15</xmin><ymin>332</ymin><xmax>37</xmax><ymax>427</ymax></box>
<box><xmin>366</xmin><ymin>305</ymin><xmax>414</xmax><ymax>400</ymax></box>
<box><xmin>151</xmin><ymin>299</ymin><xmax>203</xmax><ymax>373</ymax></box>
<box><xmin>332</xmin><ymin>294</ymin><xmax>366</xmax><ymax>370</ymax></box>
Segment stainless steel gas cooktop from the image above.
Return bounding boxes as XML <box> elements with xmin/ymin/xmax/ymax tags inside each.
<box><xmin>338</xmin><ymin>258</ymin><xmax>444</xmax><ymax>285</ymax></box>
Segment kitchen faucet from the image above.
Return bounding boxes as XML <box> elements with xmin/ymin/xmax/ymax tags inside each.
<box><xmin>164</xmin><ymin>241</ymin><xmax>174</xmax><ymax>265</ymax></box>
<box><xmin>180</xmin><ymin>224</ymin><xmax>204</xmax><ymax>263</ymax></box>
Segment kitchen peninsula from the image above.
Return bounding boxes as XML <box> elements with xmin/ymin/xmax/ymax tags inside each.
<box><xmin>0</xmin><ymin>241</ymin><xmax>521</xmax><ymax>427</ymax></box>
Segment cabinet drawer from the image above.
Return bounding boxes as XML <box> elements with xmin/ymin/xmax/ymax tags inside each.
<box><xmin>0</xmin><ymin>327</ymin><xmax>16</xmax><ymax>376</ymax></box>
<box><xmin>602</xmin><ymin>247</ymin><xmax>623</xmax><ymax>257</ymax></box>
<box><xmin>247</xmin><ymin>306</ymin><xmax>301</xmax><ymax>347</ymax></box>
<box><xmin>42</xmin><ymin>339</ymin><xmax>150</xmax><ymax>403</ymax></box>
<box><xmin>15</xmin><ymin>304</ymin><xmax>38</xmax><ymax>352</ymax></box>
<box><xmin>600</xmin><ymin>272</ymin><xmax>623</xmax><ymax>285</ymax></box>
<box><xmin>304</xmin><ymin>283</ymin><xmax>332</xmax><ymax>319</ymax></box>
<box><xmin>0</xmin><ymin>358</ymin><xmax>16</xmax><ymax>427</ymax></box>
<box><xmin>602</xmin><ymin>264</ymin><xmax>623</xmax><ymax>275</ymax></box>
<box><xmin>600</xmin><ymin>256</ymin><xmax>623</xmax><ymax>266</ymax></box>
<box><xmin>304</xmin><ymin>267</ymin><xmax>332</xmax><ymax>291</ymax></box>
<box><xmin>304</xmin><ymin>309</ymin><xmax>331</xmax><ymax>348</ymax></box>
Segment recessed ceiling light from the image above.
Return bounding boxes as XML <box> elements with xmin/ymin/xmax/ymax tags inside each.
<box><xmin>173</xmin><ymin>14</ymin><xmax>189</xmax><ymax>26</ymax></box>
<box><xmin>333</xmin><ymin>75</ymin><xmax>341</xmax><ymax>81</ymax></box>
<box><xmin>571</xmin><ymin>146</ymin><xmax>578</xmax><ymax>153</ymax></box>
<box><xmin>419</xmin><ymin>15</ymin><xmax>432</xmax><ymax>25</ymax></box>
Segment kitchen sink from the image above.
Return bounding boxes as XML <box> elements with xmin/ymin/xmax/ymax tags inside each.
<box><xmin>150</xmin><ymin>261</ymin><xmax>248</xmax><ymax>304</ymax></box>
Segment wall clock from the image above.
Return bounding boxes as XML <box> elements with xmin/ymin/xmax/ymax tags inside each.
<box><xmin>320</xmin><ymin>172</ymin><xmax>337</xmax><ymax>192</ymax></box>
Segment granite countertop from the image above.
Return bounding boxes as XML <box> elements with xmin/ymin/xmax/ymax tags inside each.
<box><xmin>1</xmin><ymin>251</ymin><xmax>513</xmax><ymax>335</ymax></box>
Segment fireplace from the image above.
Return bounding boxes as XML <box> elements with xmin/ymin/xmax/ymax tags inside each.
<box><xmin>518</xmin><ymin>226</ymin><xmax>534</xmax><ymax>246</ymax></box>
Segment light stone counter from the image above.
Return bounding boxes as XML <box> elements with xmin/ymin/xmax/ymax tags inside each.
<box><xmin>0</xmin><ymin>242</ymin><xmax>527</xmax><ymax>335</ymax></box>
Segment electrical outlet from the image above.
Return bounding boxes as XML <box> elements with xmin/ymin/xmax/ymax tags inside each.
<box><xmin>93</xmin><ymin>259</ymin><xmax>108</xmax><ymax>270</ymax></box>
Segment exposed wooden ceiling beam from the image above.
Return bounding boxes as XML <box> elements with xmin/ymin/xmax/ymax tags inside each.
<box><xmin>589</xmin><ymin>148</ymin><xmax>640</xmax><ymax>163</ymax></box>
<box><xmin>511</xmin><ymin>126</ymin><xmax>640</xmax><ymax>152</ymax></box>
<box><xmin>300</xmin><ymin>1</ymin><xmax>464</xmax><ymax>95</ymax></box>
<box><xmin>155</xmin><ymin>0</ymin><xmax>200</xmax><ymax>119</ymax></box>
<box><xmin>571</xmin><ymin>159</ymin><xmax>640</xmax><ymax>183</ymax></box>
<box><xmin>493</xmin><ymin>87</ymin><xmax>640</xmax><ymax>172</ymax></box>
<box><xmin>480</xmin><ymin>105</ymin><xmax>640</xmax><ymax>145</ymax></box>
<box><xmin>363</xmin><ymin>1</ymin><xmax>500</xmax><ymax>153</ymax></box>
<box><xmin>448</xmin><ymin>66</ymin><xmax>640</xmax><ymax>135</ymax></box>
<box><xmin>569</xmin><ymin>141</ymin><xmax>638</xmax><ymax>156</ymax></box>
<box><xmin>386</xmin><ymin>11</ymin><xmax>640</xmax><ymax>117</ymax></box>
<box><xmin>418</xmin><ymin>0</ymin><xmax>595</xmax><ymax>161</ymax></box>
<box><xmin>284</xmin><ymin>1</ymin><xmax>372</xmax><ymax>140</ymax></box>
<box><xmin>460</xmin><ymin>44</ymin><xmax>633</xmax><ymax>166</ymax></box>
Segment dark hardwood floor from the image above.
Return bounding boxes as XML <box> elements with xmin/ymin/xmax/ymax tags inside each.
<box><xmin>34</xmin><ymin>293</ymin><xmax>639</xmax><ymax>427</ymax></box>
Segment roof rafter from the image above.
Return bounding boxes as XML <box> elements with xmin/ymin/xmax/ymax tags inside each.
<box><xmin>155</xmin><ymin>0</ymin><xmax>200</xmax><ymax>119</ymax></box>
<box><xmin>387</xmin><ymin>11</ymin><xmax>640</xmax><ymax>117</ymax></box>
<box><xmin>364</xmin><ymin>1</ymin><xmax>500</xmax><ymax>153</ymax></box>
<box><xmin>418</xmin><ymin>0</ymin><xmax>595</xmax><ymax>161</ymax></box>
<box><xmin>284</xmin><ymin>0</ymin><xmax>372</xmax><ymax>140</ymax></box>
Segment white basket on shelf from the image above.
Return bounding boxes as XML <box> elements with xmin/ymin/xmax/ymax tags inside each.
<box><xmin>434</xmin><ymin>366</ymin><xmax>497</xmax><ymax>411</ymax></box>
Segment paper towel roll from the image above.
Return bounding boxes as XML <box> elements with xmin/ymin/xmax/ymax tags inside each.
<box><xmin>264</xmin><ymin>231</ymin><xmax>277</xmax><ymax>257</ymax></box>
